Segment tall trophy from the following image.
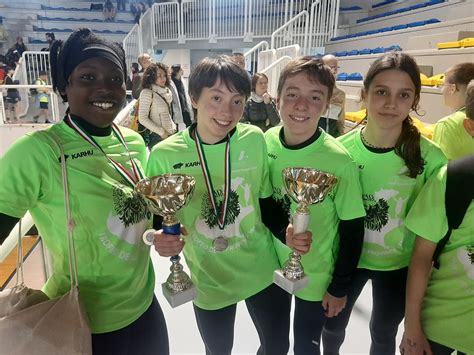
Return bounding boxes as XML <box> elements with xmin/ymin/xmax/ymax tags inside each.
<box><xmin>135</xmin><ymin>174</ymin><xmax>197</xmax><ymax>308</ymax></box>
<box><xmin>273</xmin><ymin>167</ymin><xmax>338</xmax><ymax>294</ymax></box>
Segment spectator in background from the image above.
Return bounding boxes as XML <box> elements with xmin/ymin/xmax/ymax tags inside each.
<box><xmin>241</xmin><ymin>72</ymin><xmax>280</xmax><ymax>132</ymax></box>
<box><xmin>116</xmin><ymin>0</ymin><xmax>126</xmax><ymax>11</ymax></box>
<box><xmin>433</xmin><ymin>63</ymin><xmax>474</xmax><ymax>160</ymax></box>
<box><xmin>132</xmin><ymin>53</ymin><xmax>153</xmax><ymax>99</ymax></box>
<box><xmin>0</xmin><ymin>55</ymin><xmax>6</xmax><ymax>84</ymax></box>
<box><xmin>171</xmin><ymin>64</ymin><xmax>193</xmax><ymax>127</ymax></box>
<box><xmin>13</xmin><ymin>37</ymin><xmax>27</xmax><ymax>57</ymax></box>
<box><xmin>126</xmin><ymin>62</ymin><xmax>139</xmax><ymax>90</ymax></box>
<box><xmin>138</xmin><ymin>62</ymin><xmax>176</xmax><ymax>149</ymax></box>
<box><xmin>103</xmin><ymin>0</ymin><xmax>117</xmax><ymax>21</ymax></box>
<box><xmin>32</xmin><ymin>71</ymin><xmax>51</xmax><ymax>124</ymax></box>
<box><xmin>4</xmin><ymin>66</ymin><xmax>20</xmax><ymax>123</ymax></box>
<box><xmin>319</xmin><ymin>54</ymin><xmax>346</xmax><ymax>137</ymax></box>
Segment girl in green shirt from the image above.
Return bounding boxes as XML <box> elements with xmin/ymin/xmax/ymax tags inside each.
<box><xmin>323</xmin><ymin>52</ymin><xmax>447</xmax><ymax>355</ymax></box>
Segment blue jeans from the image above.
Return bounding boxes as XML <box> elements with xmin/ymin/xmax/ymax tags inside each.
<box><xmin>322</xmin><ymin>268</ymin><xmax>407</xmax><ymax>355</ymax></box>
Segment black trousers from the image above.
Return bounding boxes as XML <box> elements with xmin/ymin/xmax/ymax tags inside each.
<box><xmin>293</xmin><ymin>298</ymin><xmax>327</xmax><ymax>355</ymax></box>
<box><xmin>193</xmin><ymin>283</ymin><xmax>291</xmax><ymax>355</ymax></box>
<box><xmin>92</xmin><ymin>296</ymin><xmax>169</xmax><ymax>355</ymax></box>
<box><xmin>428</xmin><ymin>340</ymin><xmax>467</xmax><ymax>355</ymax></box>
<box><xmin>323</xmin><ymin>268</ymin><xmax>407</xmax><ymax>355</ymax></box>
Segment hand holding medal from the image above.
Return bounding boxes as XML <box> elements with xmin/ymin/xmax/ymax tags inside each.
<box><xmin>135</xmin><ymin>174</ymin><xmax>197</xmax><ymax>308</ymax></box>
<box><xmin>273</xmin><ymin>167</ymin><xmax>338</xmax><ymax>294</ymax></box>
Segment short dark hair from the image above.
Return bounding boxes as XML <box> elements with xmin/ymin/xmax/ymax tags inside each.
<box><xmin>188</xmin><ymin>55</ymin><xmax>251</xmax><ymax>117</ymax></box>
<box><xmin>466</xmin><ymin>80</ymin><xmax>474</xmax><ymax>120</ymax></box>
<box><xmin>171</xmin><ymin>64</ymin><xmax>182</xmax><ymax>78</ymax></box>
<box><xmin>251</xmin><ymin>72</ymin><xmax>268</xmax><ymax>92</ymax></box>
<box><xmin>277</xmin><ymin>56</ymin><xmax>335</xmax><ymax>101</ymax></box>
<box><xmin>141</xmin><ymin>62</ymin><xmax>170</xmax><ymax>89</ymax></box>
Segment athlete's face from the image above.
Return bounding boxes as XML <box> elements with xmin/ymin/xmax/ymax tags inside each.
<box><xmin>65</xmin><ymin>57</ymin><xmax>126</xmax><ymax>128</ymax></box>
<box><xmin>192</xmin><ymin>79</ymin><xmax>246</xmax><ymax>144</ymax></box>
<box><xmin>364</xmin><ymin>69</ymin><xmax>416</xmax><ymax>131</ymax></box>
<box><xmin>277</xmin><ymin>72</ymin><xmax>329</xmax><ymax>145</ymax></box>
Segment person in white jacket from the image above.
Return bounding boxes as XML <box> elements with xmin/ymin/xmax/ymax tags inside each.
<box><xmin>138</xmin><ymin>62</ymin><xmax>177</xmax><ymax>149</ymax></box>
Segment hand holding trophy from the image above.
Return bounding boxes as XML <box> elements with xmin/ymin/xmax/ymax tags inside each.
<box><xmin>273</xmin><ymin>167</ymin><xmax>338</xmax><ymax>294</ymax></box>
<box><xmin>135</xmin><ymin>174</ymin><xmax>196</xmax><ymax>308</ymax></box>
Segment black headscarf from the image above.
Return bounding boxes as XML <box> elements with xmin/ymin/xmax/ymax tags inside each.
<box><xmin>50</xmin><ymin>28</ymin><xmax>127</xmax><ymax>102</ymax></box>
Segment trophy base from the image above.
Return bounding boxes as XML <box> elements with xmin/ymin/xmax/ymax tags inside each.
<box><xmin>273</xmin><ymin>270</ymin><xmax>309</xmax><ymax>294</ymax></box>
<box><xmin>161</xmin><ymin>283</ymin><xmax>196</xmax><ymax>308</ymax></box>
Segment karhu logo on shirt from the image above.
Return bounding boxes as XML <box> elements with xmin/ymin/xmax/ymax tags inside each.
<box><xmin>59</xmin><ymin>150</ymin><xmax>94</xmax><ymax>163</ymax></box>
<box><xmin>70</xmin><ymin>149</ymin><xmax>94</xmax><ymax>160</ymax></box>
<box><xmin>173</xmin><ymin>161</ymin><xmax>201</xmax><ymax>169</ymax></box>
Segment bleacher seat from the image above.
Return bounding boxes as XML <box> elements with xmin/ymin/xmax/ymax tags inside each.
<box><xmin>347</xmin><ymin>72</ymin><xmax>363</xmax><ymax>81</ymax></box>
<box><xmin>356</xmin><ymin>0</ymin><xmax>445</xmax><ymax>24</ymax></box>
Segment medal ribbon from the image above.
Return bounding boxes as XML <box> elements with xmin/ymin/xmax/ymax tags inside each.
<box><xmin>194</xmin><ymin>129</ymin><xmax>231</xmax><ymax>230</ymax></box>
<box><xmin>66</xmin><ymin>115</ymin><xmax>144</xmax><ymax>187</ymax></box>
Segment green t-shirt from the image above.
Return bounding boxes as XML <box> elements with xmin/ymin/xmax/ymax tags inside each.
<box><xmin>405</xmin><ymin>166</ymin><xmax>474</xmax><ymax>353</ymax></box>
<box><xmin>265</xmin><ymin>127</ymin><xmax>366</xmax><ymax>301</ymax></box>
<box><xmin>146</xmin><ymin>123</ymin><xmax>279</xmax><ymax>310</ymax></box>
<box><xmin>433</xmin><ymin>109</ymin><xmax>474</xmax><ymax>160</ymax></box>
<box><xmin>338</xmin><ymin>128</ymin><xmax>447</xmax><ymax>270</ymax></box>
<box><xmin>0</xmin><ymin>121</ymin><xmax>155</xmax><ymax>334</ymax></box>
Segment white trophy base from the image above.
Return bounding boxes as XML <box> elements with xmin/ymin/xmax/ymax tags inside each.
<box><xmin>273</xmin><ymin>269</ymin><xmax>309</xmax><ymax>294</ymax></box>
<box><xmin>161</xmin><ymin>283</ymin><xmax>197</xmax><ymax>308</ymax></box>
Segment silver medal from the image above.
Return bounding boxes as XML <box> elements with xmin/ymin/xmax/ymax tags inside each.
<box><xmin>213</xmin><ymin>236</ymin><xmax>228</xmax><ymax>252</ymax></box>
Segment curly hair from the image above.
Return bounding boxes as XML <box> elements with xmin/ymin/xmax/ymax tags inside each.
<box><xmin>141</xmin><ymin>62</ymin><xmax>170</xmax><ymax>89</ymax></box>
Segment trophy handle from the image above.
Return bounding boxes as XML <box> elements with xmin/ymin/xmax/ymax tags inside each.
<box><xmin>292</xmin><ymin>210</ymin><xmax>310</xmax><ymax>235</ymax></box>
<box><xmin>163</xmin><ymin>222</ymin><xmax>181</xmax><ymax>262</ymax></box>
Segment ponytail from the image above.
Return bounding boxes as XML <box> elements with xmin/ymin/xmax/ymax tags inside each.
<box><xmin>395</xmin><ymin>116</ymin><xmax>425</xmax><ymax>178</ymax></box>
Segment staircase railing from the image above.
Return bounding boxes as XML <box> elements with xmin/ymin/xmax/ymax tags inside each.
<box><xmin>308</xmin><ymin>0</ymin><xmax>340</xmax><ymax>53</ymax></box>
<box><xmin>261</xmin><ymin>55</ymin><xmax>293</xmax><ymax>97</ymax></box>
<box><xmin>243</xmin><ymin>40</ymin><xmax>269</xmax><ymax>75</ymax></box>
<box><xmin>271</xmin><ymin>10</ymin><xmax>309</xmax><ymax>54</ymax></box>
<box><xmin>123</xmin><ymin>24</ymin><xmax>143</xmax><ymax>74</ymax></box>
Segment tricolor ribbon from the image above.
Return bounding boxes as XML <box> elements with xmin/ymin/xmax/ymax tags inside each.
<box><xmin>194</xmin><ymin>129</ymin><xmax>231</xmax><ymax>230</ymax></box>
<box><xmin>66</xmin><ymin>115</ymin><xmax>144</xmax><ymax>187</ymax></box>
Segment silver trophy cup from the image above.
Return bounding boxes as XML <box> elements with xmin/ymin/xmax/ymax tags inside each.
<box><xmin>135</xmin><ymin>174</ymin><xmax>196</xmax><ymax>308</ymax></box>
<box><xmin>273</xmin><ymin>167</ymin><xmax>338</xmax><ymax>294</ymax></box>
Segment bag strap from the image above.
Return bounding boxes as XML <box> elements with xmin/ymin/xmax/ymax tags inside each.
<box><xmin>15</xmin><ymin>220</ymin><xmax>25</xmax><ymax>286</ymax></box>
<box><xmin>433</xmin><ymin>156</ymin><xmax>474</xmax><ymax>269</ymax></box>
<box><xmin>43</xmin><ymin>131</ymin><xmax>80</xmax><ymax>289</ymax></box>
<box><xmin>153</xmin><ymin>89</ymin><xmax>173</xmax><ymax>118</ymax></box>
<box><xmin>58</xmin><ymin>137</ymin><xmax>80</xmax><ymax>289</ymax></box>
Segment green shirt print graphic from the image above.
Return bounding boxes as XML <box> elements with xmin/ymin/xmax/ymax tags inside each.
<box><xmin>200</xmin><ymin>188</ymin><xmax>240</xmax><ymax>229</ymax></box>
<box><xmin>112</xmin><ymin>184</ymin><xmax>151</xmax><ymax>228</ymax></box>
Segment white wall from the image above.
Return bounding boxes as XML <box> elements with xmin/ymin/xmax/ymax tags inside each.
<box><xmin>161</xmin><ymin>49</ymin><xmax>192</xmax><ymax>80</ymax></box>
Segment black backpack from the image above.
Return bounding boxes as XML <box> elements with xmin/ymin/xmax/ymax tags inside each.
<box><xmin>433</xmin><ymin>154</ymin><xmax>474</xmax><ymax>269</ymax></box>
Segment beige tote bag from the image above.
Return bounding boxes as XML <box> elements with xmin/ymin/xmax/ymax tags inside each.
<box><xmin>0</xmin><ymin>134</ymin><xmax>92</xmax><ymax>355</ymax></box>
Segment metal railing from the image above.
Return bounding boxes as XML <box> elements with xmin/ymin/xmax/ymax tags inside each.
<box><xmin>271</xmin><ymin>10</ymin><xmax>309</xmax><ymax>54</ymax></box>
<box><xmin>123</xmin><ymin>24</ymin><xmax>143</xmax><ymax>73</ymax></box>
<box><xmin>261</xmin><ymin>55</ymin><xmax>293</xmax><ymax>97</ymax></box>
<box><xmin>308</xmin><ymin>0</ymin><xmax>340</xmax><ymax>54</ymax></box>
<box><xmin>243</xmin><ymin>41</ymin><xmax>269</xmax><ymax>75</ymax></box>
<box><xmin>1</xmin><ymin>84</ymin><xmax>60</xmax><ymax>124</ymax></box>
